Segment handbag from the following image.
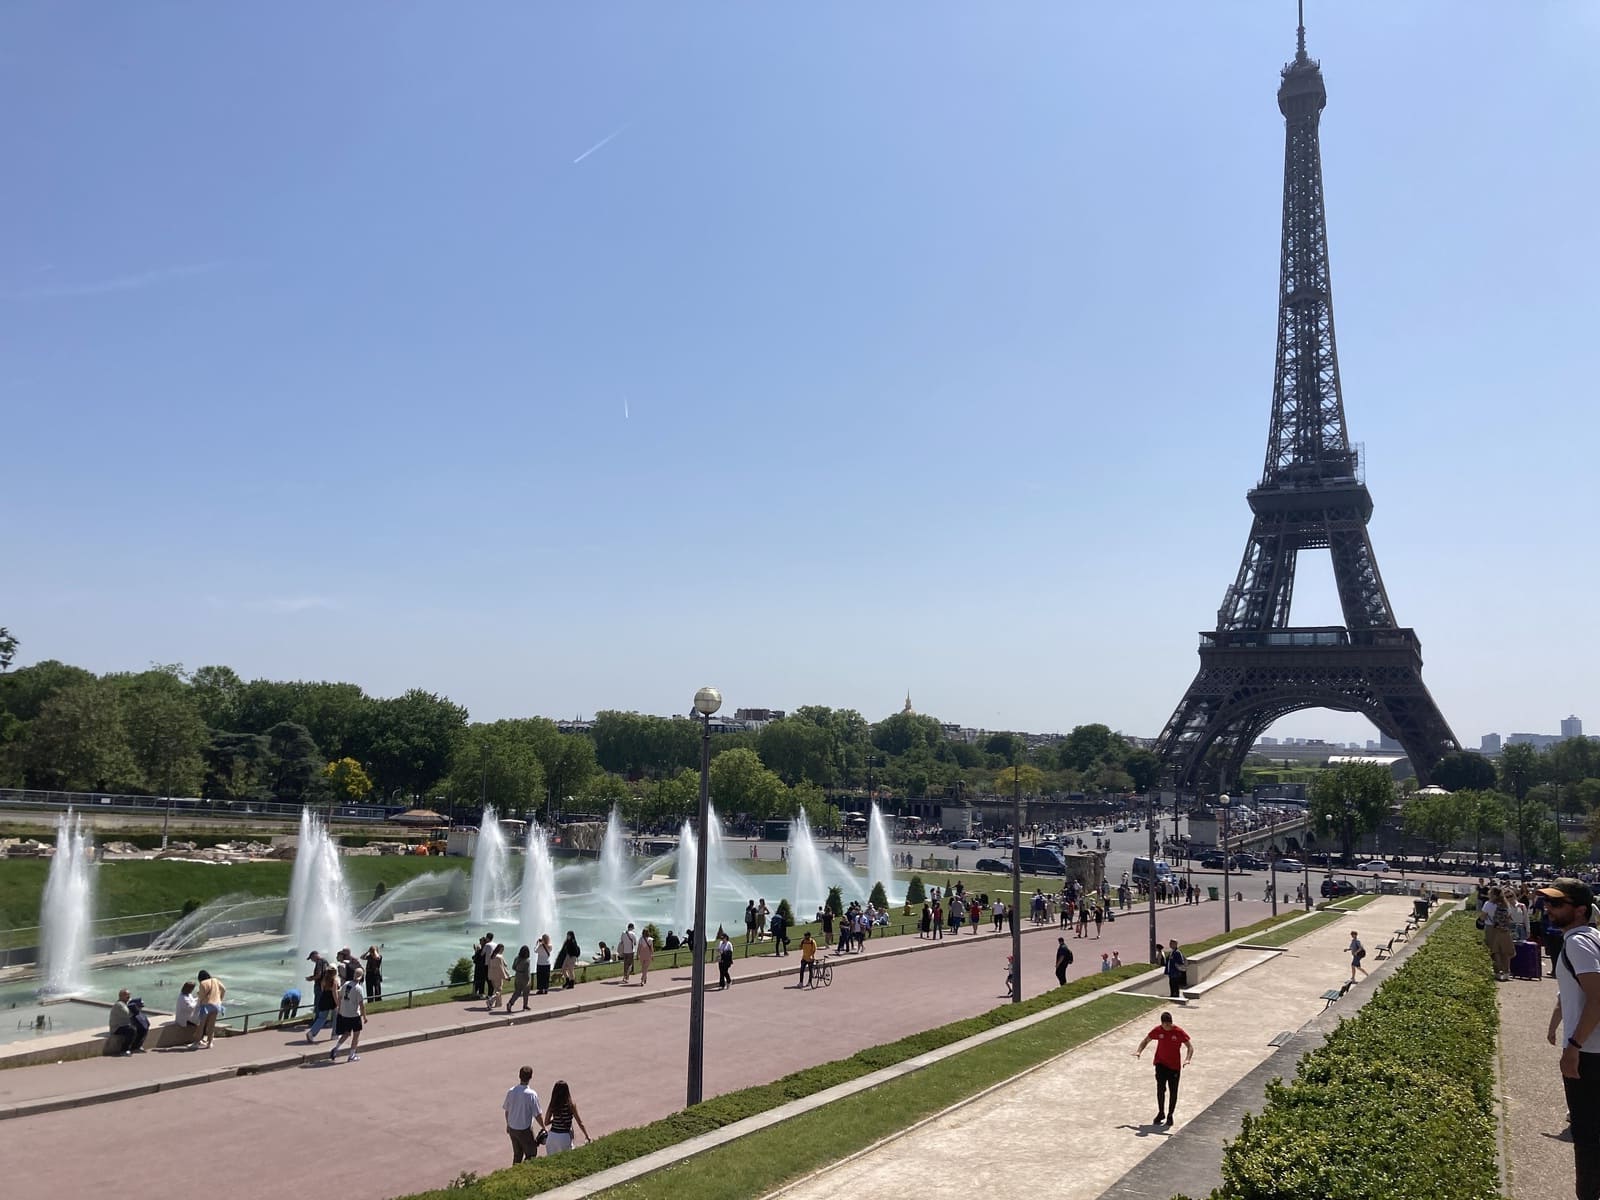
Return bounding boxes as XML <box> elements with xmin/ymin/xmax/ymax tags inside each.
<box><xmin>1475</xmin><ymin>917</ymin><xmax>1486</xmax><ymax>930</ymax></box>
<box><xmin>535</xmin><ymin>1129</ymin><xmax>549</xmax><ymax>1146</ymax></box>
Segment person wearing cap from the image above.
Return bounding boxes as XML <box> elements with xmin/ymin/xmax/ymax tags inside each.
<box><xmin>1543</xmin><ymin>877</ymin><xmax>1600</xmax><ymax>1199</ymax></box>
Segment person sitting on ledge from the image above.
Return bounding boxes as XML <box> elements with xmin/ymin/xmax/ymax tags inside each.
<box><xmin>109</xmin><ymin>989</ymin><xmax>149</xmax><ymax>1055</ymax></box>
<box><xmin>663</xmin><ymin>930</ymin><xmax>681</xmax><ymax>950</ymax></box>
<box><xmin>596</xmin><ymin>942</ymin><xmax>613</xmax><ymax>964</ymax></box>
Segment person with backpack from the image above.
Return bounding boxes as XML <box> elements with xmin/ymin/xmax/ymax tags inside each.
<box><xmin>1163</xmin><ymin>939</ymin><xmax>1186</xmax><ymax>998</ymax></box>
<box><xmin>555</xmin><ymin>931</ymin><xmax>581</xmax><ymax>990</ymax></box>
<box><xmin>329</xmin><ymin>967</ymin><xmax>366</xmax><ymax>1062</ymax></box>
<box><xmin>1347</xmin><ymin>931</ymin><xmax>1368</xmax><ymax>982</ymax></box>
<box><xmin>1541</xmin><ymin>878</ymin><xmax>1600</xmax><ymax>1200</ymax></box>
<box><xmin>716</xmin><ymin>929</ymin><xmax>735</xmax><ymax>990</ymax></box>
<box><xmin>1055</xmin><ymin>937</ymin><xmax>1074</xmax><ymax>986</ymax></box>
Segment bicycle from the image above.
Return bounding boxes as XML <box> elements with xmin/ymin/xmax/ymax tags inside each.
<box><xmin>803</xmin><ymin>955</ymin><xmax>835</xmax><ymax>989</ymax></box>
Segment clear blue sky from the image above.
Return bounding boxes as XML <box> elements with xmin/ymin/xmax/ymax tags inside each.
<box><xmin>4</xmin><ymin>3</ymin><xmax>1595</xmax><ymax>747</ymax></box>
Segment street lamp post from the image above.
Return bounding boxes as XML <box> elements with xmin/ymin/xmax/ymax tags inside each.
<box><xmin>1011</xmin><ymin>762</ymin><xmax>1022</xmax><ymax>1004</ymax></box>
<box><xmin>1219</xmin><ymin>792</ymin><xmax>1232</xmax><ymax>933</ymax></box>
<box><xmin>686</xmin><ymin>685</ymin><xmax>722</xmax><ymax>1107</ymax></box>
<box><xmin>1269</xmin><ymin>809</ymin><xmax>1278</xmax><ymax>916</ymax></box>
<box><xmin>1147</xmin><ymin>791</ymin><xmax>1159</xmax><ymax>964</ymax></box>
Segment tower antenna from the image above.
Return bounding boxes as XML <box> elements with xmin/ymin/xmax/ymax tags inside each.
<box><xmin>1296</xmin><ymin>0</ymin><xmax>1306</xmax><ymax>59</ymax></box>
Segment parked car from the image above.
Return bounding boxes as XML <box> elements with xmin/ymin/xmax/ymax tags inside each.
<box><xmin>975</xmin><ymin>857</ymin><xmax>1013</xmax><ymax>873</ymax></box>
<box><xmin>949</xmin><ymin>838</ymin><xmax>981</xmax><ymax>850</ymax></box>
<box><xmin>1495</xmin><ymin>868</ymin><xmax>1533</xmax><ymax>882</ymax></box>
<box><xmin>1276</xmin><ymin>858</ymin><xmax>1305</xmax><ymax>873</ymax></box>
<box><xmin>1236</xmin><ymin>853</ymin><xmax>1269</xmax><ymax>871</ymax></box>
<box><xmin>1200</xmin><ymin>852</ymin><xmax>1239</xmax><ymax>871</ymax></box>
<box><xmin>987</xmin><ymin>836</ymin><xmax>1014</xmax><ymax>849</ymax></box>
<box><xmin>1356</xmin><ymin>860</ymin><xmax>1391</xmax><ymax>872</ymax></box>
<box><xmin>1321</xmin><ymin>878</ymin><xmax>1358</xmax><ymax>898</ymax></box>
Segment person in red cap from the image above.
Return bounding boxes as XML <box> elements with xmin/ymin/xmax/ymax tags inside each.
<box><xmin>1542</xmin><ymin>877</ymin><xmax>1600</xmax><ymax>1200</ymax></box>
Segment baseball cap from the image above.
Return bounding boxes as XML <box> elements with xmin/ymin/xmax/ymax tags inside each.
<box><xmin>1538</xmin><ymin>878</ymin><xmax>1594</xmax><ymax>908</ymax></box>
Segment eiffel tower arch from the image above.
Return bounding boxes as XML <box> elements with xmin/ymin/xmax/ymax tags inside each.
<box><xmin>1156</xmin><ymin>14</ymin><xmax>1458</xmax><ymax>791</ymax></box>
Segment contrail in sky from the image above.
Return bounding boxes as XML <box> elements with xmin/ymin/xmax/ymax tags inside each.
<box><xmin>573</xmin><ymin>123</ymin><xmax>631</xmax><ymax>165</ymax></box>
<box><xmin>623</xmin><ymin>395</ymin><xmax>630</xmax><ymax>420</ymax></box>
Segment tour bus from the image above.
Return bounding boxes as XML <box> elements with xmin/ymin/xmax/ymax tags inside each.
<box><xmin>1132</xmin><ymin>856</ymin><xmax>1173</xmax><ymax>884</ymax></box>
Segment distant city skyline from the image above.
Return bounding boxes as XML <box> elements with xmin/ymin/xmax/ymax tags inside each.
<box><xmin>3</xmin><ymin>4</ymin><xmax>1595</xmax><ymax>747</ymax></box>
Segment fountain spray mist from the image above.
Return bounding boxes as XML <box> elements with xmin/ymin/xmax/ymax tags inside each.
<box><xmin>469</xmin><ymin>807</ymin><xmax>512</xmax><ymax>924</ymax></box>
<box><xmin>869</xmin><ymin>801</ymin><xmax>897</xmax><ymax>904</ymax></box>
<box><xmin>287</xmin><ymin>809</ymin><xmax>351</xmax><ymax>959</ymax></box>
<box><xmin>41</xmin><ymin>811</ymin><xmax>93</xmax><ymax>993</ymax></box>
<box><xmin>520</xmin><ymin>823</ymin><xmax>559</xmax><ymax>952</ymax></box>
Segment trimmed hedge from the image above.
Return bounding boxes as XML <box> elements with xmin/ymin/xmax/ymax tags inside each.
<box><xmin>1184</xmin><ymin>912</ymin><xmax>1501</xmax><ymax>1200</ymax></box>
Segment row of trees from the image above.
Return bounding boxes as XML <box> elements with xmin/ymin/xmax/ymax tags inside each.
<box><xmin>1309</xmin><ymin>739</ymin><xmax>1600</xmax><ymax>867</ymax></box>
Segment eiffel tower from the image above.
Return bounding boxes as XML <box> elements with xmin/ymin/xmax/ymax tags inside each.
<box><xmin>1155</xmin><ymin>9</ymin><xmax>1458</xmax><ymax>791</ymax></box>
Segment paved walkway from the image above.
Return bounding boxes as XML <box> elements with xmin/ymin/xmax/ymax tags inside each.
<box><xmin>0</xmin><ymin>899</ymin><xmax>1256</xmax><ymax>1200</ymax></box>
<box><xmin>1497</xmin><ymin>951</ymin><xmax>1571</xmax><ymax>1200</ymax></box>
<box><xmin>774</xmin><ymin>897</ymin><xmax>1414</xmax><ymax>1200</ymax></box>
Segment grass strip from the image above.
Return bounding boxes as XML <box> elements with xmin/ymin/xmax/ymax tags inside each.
<box><xmin>593</xmin><ymin>993</ymin><xmax>1160</xmax><ymax>1200</ymax></box>
<box><xmin>1244</xmin><ymin>910</ymin><xmax>1345</xmax><ymax>948</ymax></box>
<box><xmin>1179</xmin><ymin>912</ymin><xmax>1501</xmax><ymax>1200</ymax></box>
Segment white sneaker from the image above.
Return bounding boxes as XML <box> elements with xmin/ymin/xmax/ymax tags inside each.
<box><xmin>347</xmin><ymin>1053</ymin><xmax>360</xmax><ymax>1062</ymax></box>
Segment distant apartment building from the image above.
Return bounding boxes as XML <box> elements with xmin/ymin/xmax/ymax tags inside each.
<box><xmin>1481</xmin><ymin>733</ymin><xmax>1502</xmax><ymax>754</ymax></box>
<box><xmin>1562</xmin><ymin>715</ymin><xmax>1584</xmax><ymax>740</ymax></box>
<box><xmin>1379</xmin><ymin>734</ymin><xmax>1401</xmax><ymax>752</ymax></box>
<box><xmin>1508</xmin><ymin>732</ymin><xmax>1562</xmax><ymax>751</ymax></box>
<box><xmin>733</xmin><ymin>707</ymin><xmax>785</xmax><ymax>729</ymax></box>
<box><xmin>1258</xmin><ymin>736</ymin><xmax>1279</xmax><ymax>747</ymax></box>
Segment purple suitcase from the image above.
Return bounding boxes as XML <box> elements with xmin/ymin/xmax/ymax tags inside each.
<box><xmin>1512</xmin><ymin>939</ymin><xmax>1543</xmax><ymax>981</ymax></box>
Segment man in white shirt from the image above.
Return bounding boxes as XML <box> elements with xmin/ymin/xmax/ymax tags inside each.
<box><xmin>502</xmin><ymin>1065</ymin><xmax>543</xmax><ymax>1164</ymax></box>
<box><xmin>618</xmin><ymin>924</ymin><xmax>638</xmax><ymax>983</ymax></box>
<box><xmin>1544</xmin><ymin>878</ymin><xmax>1600</xmax><ymax>1200</ymax></box>
<box><xmin>329</xmin><ymin>968</ymin><xmax>366</xmax><ymax>1063</ymax></box>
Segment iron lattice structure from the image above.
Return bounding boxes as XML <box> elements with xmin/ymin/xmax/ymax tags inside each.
<box><xmin>1156</xmin><ymin>19</ymin><xmax>1458</xmax><ymax>791</ymax></box>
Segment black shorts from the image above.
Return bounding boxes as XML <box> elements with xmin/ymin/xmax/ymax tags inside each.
<box><xmin>334</xmin><ymin>1014</ymin><xmax>363</xmax><ymax>1035</ymax></box>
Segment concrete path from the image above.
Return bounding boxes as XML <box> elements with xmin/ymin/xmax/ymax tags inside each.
<box><xmin>0</xmin><ymin>899</ymin><xmax>1256</xmax><ymax>1200</ymax></box>
<box><xmin>1496</xmin><ymin>955</ymin><xmax>1571</xmax><ymax>1200</ymax></box>
<box><xmin>773</xmin><ymin>897</ymin><xmax>1413</xmax><ymax>1200</ymax></box>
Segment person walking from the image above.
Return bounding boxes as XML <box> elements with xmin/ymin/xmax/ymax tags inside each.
<box><xmin>329</xmin><ymin>967</ymin><xmax>366</xmax><ymax>1062</ymax></box>
<box><xmin>556</xmin><ymin>931</ymin><xmax>581</xmax><ymax>990</ymax></box>
<box><xmin>306</xmin><ymin>967</ymin><xmax>338</xmax><ymax>1042</ymax></box>
<box><xmin>637</xmin><ymin>925</ymin><xmax>655</xmax><ymax>982</ymax></box>
<box><xmin>1054</xmin><ymin>937</ymin><xmax>1073</xmax><ymax>986</ymax></box>
<box><xmin>362</xmin><ymin>945</ymin><xmax>383</xmax><ymax>1001</ymax></box>
<box><xmin>716</xmin><ymin>929</ymin><xmax>735</xmax><ymax>990</ymax></box>
<box><xmin>1541</xmin><ymin>878</ymin><xmax>1600</xmax><ymax>1200</ymax></box>
<box><xmin>618</xmin><ymin>924</ymin><xmax>638</xmax><ymax>983</ymax></box>
<box><xmin>540</xmin><ymin>1079</ymin><xmax>591</xmax><ymax>1154</ymax></box>
<box><xmin>1094</xmin><ymin>903</ymin><xmax>1105</xmax><ymax>939</ymax></box>
<box><xmin>508</xmin><ymin>945</ymin><xmax>532</xmax><ymax>1011</ymax></box>
<box><xmin>1347</xmin><ymin>930</ymin><xmax>1368</xmax><ymax>982</ymax></box>
<box><xmin>502</xmin><ymin>1065</ymin><xmax>543</xmax><ymax>1165</ymax></box>
<box><xmin>770</xmin><ymin>907</ymin><xmax>789</xmax><ymax>956</ymax></box>
<box><xmin>194</xmin><ymin>969</ymin><xmax>226</xmax><ymax>1050</ymax></box>
<box><xmin>533</xmin><ymin>933</ymin><xmax>554</xmax><ymax>995</ymax></box>
<box><xmin>1134</xmin><ymin>1011</ymin><xmax>1194</xmax><ymax>1126</ymax></box>
<box><xmin>920</xmin><ymin>903</ymin><xmax>932</xmax><ymax>939</ymax></box>
<box><xmin>798</xmin><ymin>931</ymin><xmax>817</xmax><ymax>988</ymax></box>
<box><xmin>486</xmin><ymin>943</ymin><xmax>509</xmax><ymax>1009</ymax></box>
<box><xmin>932</xmin><ymin>899</ymin><xmax>944</xmax><ymax>940</ymax></box>
<box><xmin>1163</xmin><ymin>940</ymin><xmax>1186</xmax><ymax>999</ymax></box>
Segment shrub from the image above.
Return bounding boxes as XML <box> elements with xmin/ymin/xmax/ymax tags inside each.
<box><xmin>1201</xmin><ymin>913</ymin><xmax>1500</xmax><ymax>1200</ymax></box>
<box><xmin>180</xmin><ymin>897</ymin><xmax>201</xmax><ymax>918</ymax></box>
<box><xmin>775</xmin><ymin>899</ymin><xmax>794</xmax><ymax>926</ymax></box>
<box><xmin>869</xmin><ymin>881</ymin><xmax>889</xmax><ymax>909</ymax></box>
<box><xmin>825</xmin><ymin>885</ymin><xmax>844</xmax><ymax>916</ymax></box>
<box><xmin>447</xmin><ymin>956</ymin><xmax>472</xmax><ymax>986</ymax></box>
<box><xmin>906</xmin><ymin>875</ymin><xmax>926</xmax><ymax>905</ymax></box>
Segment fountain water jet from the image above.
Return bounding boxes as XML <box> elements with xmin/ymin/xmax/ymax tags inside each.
<box><xmin>786</xmin><ymin>809</ymin><xmax>826</xmax><ymax>920</ymax></box>
<box><xmin>598</xmin><ymin>805</ymin><xmax>632</xmax><ymax>919</ymax></box>
<box><xmin>41</xmin><ymin>812</ymin><xmax>93</xmax><ymax>993</ymax></box>
<box><xmin>519</xmin><ymin>823</ymin><xmax>559</xmax><ymax>952</ymax></box>
<box><xmin>287</xmin><ymin>809</ymin><xmax>351</xmax><ymax>959</ymax></box>
<box><xmin>469</xmin><ymin>807</ymin><xmax>514</xmax><ymax>924</ymax></box>
<box><xmin>672</xmin><ymin>817</ymin><xmax>698</xmax><ymax>936</ymax></box>
<box><xmin>869</xmin><ymin>802</ymin><xmax>897</xmax><ymax>904</ymax></box>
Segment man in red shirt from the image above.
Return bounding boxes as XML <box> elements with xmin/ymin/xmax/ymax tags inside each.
<box><xmin>1135</xmin><ymin>1010</ymin><xmax>1194</xmax><ymax>1126</ymax></box>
